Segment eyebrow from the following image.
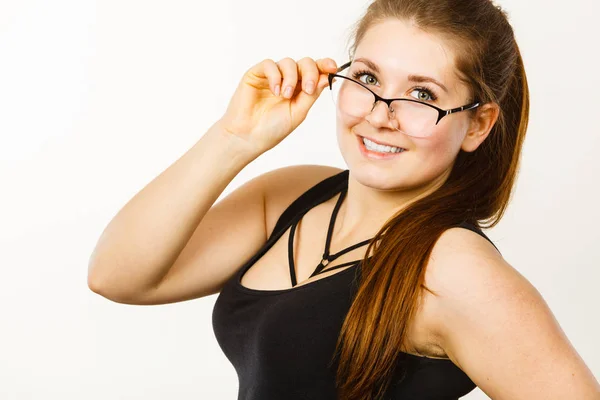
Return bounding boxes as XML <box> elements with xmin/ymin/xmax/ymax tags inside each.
<box><xmin>353</xmin><ymin>57</ymin><xmax>449</xmax><ymax>93</ymax></box>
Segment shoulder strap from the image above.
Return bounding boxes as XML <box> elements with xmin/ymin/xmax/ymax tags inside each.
<box><xmin>268</xmin><ymin>169</ymin><xmax>349</xmax><ymax>240</ymax></box>
<box><xmin>267</xmin><ymin>169</ymin><xmax>501</xmax><ymax>256</ymax></box>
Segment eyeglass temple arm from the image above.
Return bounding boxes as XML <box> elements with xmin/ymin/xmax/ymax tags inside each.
<box><xmin>446</xmin><ymin>102</ymin><xmax>481</xmax><ymax>115</ymax></box>
<box><xmin>336</xmin><ymin>61</ymin><xmax>352</xmax><ymax>73</ymax></box>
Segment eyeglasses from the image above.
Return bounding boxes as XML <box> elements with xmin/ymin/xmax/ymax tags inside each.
<box><xmin>327</xmin><ymin>61</ymin><xmax>481</xmax><ymax>138</ymax></box>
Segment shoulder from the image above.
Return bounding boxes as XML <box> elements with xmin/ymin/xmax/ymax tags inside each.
<box><xmin>262</xmin><ymin>164</ymin><xmax>345</xmax><ymax>236</ymax></box>
<box><xmin>424</xmin><ymin>225</ymin><xmax>510</xmax><ymax>295</ymax></box>
<box><xmin>420</xmin><ymin>226</ymin><xmax>600</xmax><ymax>398</ymax></box>
<box><xmin>422</xmin><ymin>226</ymin><xmax>525</xmax><ymax>328</ymax></box>
<box><xmin>421</xmin><ymin>225</ymin><xmax>541</xmax><ymax>361</ymax></box>
<box><xmin>414</xmin><ymin>226</ymin><xmax>510</xmax><ymax>352</ymax></box>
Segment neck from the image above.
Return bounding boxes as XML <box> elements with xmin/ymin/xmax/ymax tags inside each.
<box><xmin>335</xmin><ymin>169</ymin><xmax>449</xmax><ymax>239</ymax></box>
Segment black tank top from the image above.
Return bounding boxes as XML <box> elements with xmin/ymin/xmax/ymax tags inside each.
<box><xmin>212</xmin><ymin>169</ymin><xmax>499</xmax><ymax>399</ymax></box>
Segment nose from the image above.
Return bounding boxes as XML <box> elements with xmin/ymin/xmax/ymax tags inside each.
<box><xmin>365</xmin><ymin>100</ymin><xmax>397</xmax><ymax>130</ymax></box>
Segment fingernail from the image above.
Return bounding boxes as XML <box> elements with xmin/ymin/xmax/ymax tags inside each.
<box><xmin>284</xmin><ymin>86</ymin><xmax>292</xmax><ymax>98</ymax></box>
<box><xmin>305</xmin><ymin>81</ymin><xmax>315</xmax><ymax>94</ymax></box>
<box><xmin>274</xmin><ymin>84</ymin><xmax>280</xmax><ymax>97</ymax></box>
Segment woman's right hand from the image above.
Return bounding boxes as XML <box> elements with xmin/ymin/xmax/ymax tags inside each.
<box><xmin>217</xmin><ymin>57</ymin><xmax>338</xmax><ymax>158</ymax></box>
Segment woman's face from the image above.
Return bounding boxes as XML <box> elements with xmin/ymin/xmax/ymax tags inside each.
<box><xmin>337</xmin><ymin>18</ymin><xmax>488</xmax><ymax>192</ymax></box>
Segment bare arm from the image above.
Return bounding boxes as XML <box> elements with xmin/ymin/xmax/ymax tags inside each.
<box><xmin>88</xmin><ymin>55</ymin><xmax>339</xmax><ymax>305</ymax></box>
<box><xmin>131</xmin><ymin>164</ymin><xmax>344</xmax><ymax>305</ymax></box>
<box><xmin>427</xmin><ymin>228</ymin><xmax>600</xmax><ymax>399</ymax></box>
<box><xmin>87</xmin><ymin>119</ymin><xmax>260</xmax><ymax>303</ymax></box>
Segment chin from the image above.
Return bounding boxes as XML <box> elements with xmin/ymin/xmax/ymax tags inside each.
<box><xmin>347</xmin><ymin>164</ymin><xmax>408</xmax><ymax>192</ymax></box>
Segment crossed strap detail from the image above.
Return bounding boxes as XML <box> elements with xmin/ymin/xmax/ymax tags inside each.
<box><xmin>287</xmin><ymin>187</ymin><xmax>374</xmax><ymax>287</ymax></box>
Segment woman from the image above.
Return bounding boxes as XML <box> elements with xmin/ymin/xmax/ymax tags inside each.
<box><xmin>88</xmin><ymin>0</ymin><xmax>600</xmax><ymax>398</ymax></box>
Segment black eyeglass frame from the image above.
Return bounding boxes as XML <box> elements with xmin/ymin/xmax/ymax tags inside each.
<box><xmin>327</xmin><ymin>61</ymin><xmax>481</xmax><ymax>125</ymax></box>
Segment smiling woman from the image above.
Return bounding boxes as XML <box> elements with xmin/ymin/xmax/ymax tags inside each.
<box><xmin>87</xmin><ymin>0</ymin><xmax>600</xmax><ymax>399</ymax></box>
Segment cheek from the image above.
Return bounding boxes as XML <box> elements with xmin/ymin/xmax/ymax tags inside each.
<box><xmin>336</xmin><ymin>112</ymin><xmax>360</xmax><ymax>132</ymax></box>
<box><xmin>335</xmin><ymin>115</ymin><xmax>361</xmax><ymax>148</ymax></box>
<box><xmin>425</xmin><ymin>117</ymin><xmax>463</xmax><ymax>147</ymax></box>
<box><xmin>422</xmin><ymin>138</ymin><xmax>459</xmax><ymax>165</ymax></box>
<box><xmin>335</xmin><ymin>115</ymin><xmax>464</xmax><ymax>185</ymax></box>
<box><xmin>405</xmin><ymin>122</ymin><xmax>464</xmax><ymax>176</ymax></box>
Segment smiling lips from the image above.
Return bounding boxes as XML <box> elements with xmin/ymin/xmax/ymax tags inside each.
<box><xmin>357</xmin><ymin>134</ymin><xmax>408</xmax><ymax>160</ymax></box>
<box><xmin>356</xmin><ymin>132</ymin><xmax>407</xmax><ymax>150</ymax></box>
<box><xmin>358</xmin><ymin>135</ymin><xmax>406</xmax><ymax>151</ymax></box>
<box><xmin>362</xmin><ymin>136</ymin><xmax>406</xmax><ymax>151</ymax></box>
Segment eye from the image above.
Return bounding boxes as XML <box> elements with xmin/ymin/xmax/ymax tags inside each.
<box><xmin>350</xmin><ymin>68</ymin><xmax>440</xmax><ymax>102</ymax></box>
<box><xmin>351</xmin><ymin>69</ymin><xmax>378</xmax><ymax>86</ymax></box>
<box><xmin>410</xmin><ymin>88</ymin><xmax>438</xmax><ymax>102</ymax></box>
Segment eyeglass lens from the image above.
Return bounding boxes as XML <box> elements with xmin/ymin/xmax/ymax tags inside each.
<box><xmin>329</xmin><ymin>73</ymin><xmax>438</xmax><ymax>138</ymax></box>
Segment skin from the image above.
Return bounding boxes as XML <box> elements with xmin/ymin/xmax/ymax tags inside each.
<box><xmin>276</xmin><ymin>17</ymin><xmax>599</xmax><ymax>399</ymax></box>
<box><xmin>334</xmin><ymin>18</ymin><xmax>498</xmax><ymax>235</ymax></box>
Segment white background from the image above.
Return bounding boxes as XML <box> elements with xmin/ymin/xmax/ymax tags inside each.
<box><xmin>1</xmin><ymin>0</ymin><xmax>598</xmax><ymax>398</ymax></box>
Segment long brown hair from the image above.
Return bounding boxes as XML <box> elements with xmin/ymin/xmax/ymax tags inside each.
<box><xmin>330</xmin><ymin>1</ymin><xmax>530</xmax><ymax>398</ymax></box>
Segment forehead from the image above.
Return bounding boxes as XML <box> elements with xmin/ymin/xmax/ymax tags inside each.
<box><xmin>354</xmin><ymin>18</ymin><xmax>458</xmax><ymax>85</ymax></box>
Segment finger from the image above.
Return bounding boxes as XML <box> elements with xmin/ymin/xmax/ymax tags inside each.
<box><xmin>262</xmin><ymin>59</ymin><xmax>282</xmax><ymax>96</ymax></box>
<box><xmin>313</xmin><ymin>58</ymin><xmax>338</xmax><ymax>91</ymax></box>
<box><xmin>246</xmin><ymin>58</ymin><xmax>280</xmax><ymax>91</ymax></box>
<box><xmin>289</xmin><ymin>59</ymin><xmax>337</xmax><ymax>120</ymax></box>
<box><xmin>316</xmin><ymin>58</ymin><xmax>338</xmax><ymax>75</ymax></box>
<box><xmin>277</xmin><ymin>57</ymin><xmax>299</xmax><ymax>99</ymax></box>
<box><xmin>296</xmin><ymin>57</ymin><xmax>319</xmax><ymax>95</ymax></box>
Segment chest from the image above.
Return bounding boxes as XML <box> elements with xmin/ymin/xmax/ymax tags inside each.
<box><xmin>238</xmin><ymin>200</ymin><xmax>447</xmax><ymax>359</ymax></box>
<box><xmin>241</xmin><ymin>206</ymin><xmax>365</xmax><ymax>291</ymax></box>
<box><xmin>213</xmin><ymin>274</ymin><xmax>473</xmax><ymax>398</ymax></box>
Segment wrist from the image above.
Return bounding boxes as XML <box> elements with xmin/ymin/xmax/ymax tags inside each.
<box><xmin>201</xmin><ymin>120</ymin><xmax>260</xmax><ymax>168</ymax></box>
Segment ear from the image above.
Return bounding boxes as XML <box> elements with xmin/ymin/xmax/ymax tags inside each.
<box><xmin>461</xmin><ymin>102</ymin><xmax>500</xmax><ymax>152</ymax></box>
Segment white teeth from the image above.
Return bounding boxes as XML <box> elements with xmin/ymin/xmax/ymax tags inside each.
<box><xmin>362</xmin><ymin>137</ymin><xmax>404</xmax><ymax>153</ymax></box>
